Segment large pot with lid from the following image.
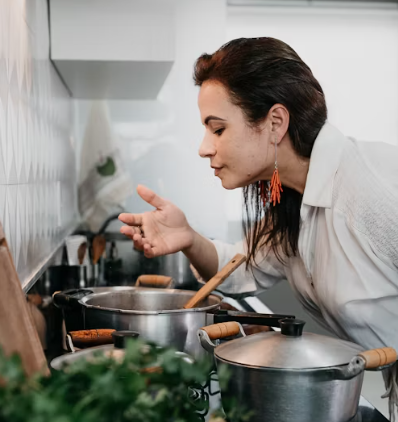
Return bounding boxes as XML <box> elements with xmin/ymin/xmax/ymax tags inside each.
<box><xmin>198</xmin><ymin>319</ymin><xmax>397</xmax><ymax>422</ymax></box>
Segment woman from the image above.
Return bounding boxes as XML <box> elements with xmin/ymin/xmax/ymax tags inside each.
<box><xmin>119</xmin><ymin>37</ymin><xmax>398</xmax><ymax>416</ymax></box>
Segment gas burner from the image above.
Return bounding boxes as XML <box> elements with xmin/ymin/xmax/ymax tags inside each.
<box><xmin>187</xmin><ymin>369</ymin><xmax>221</xmax><ymax>421</ymax></box>
<box><xmin>350</xmin><ymin>412</ymin><xmax>363</xmax><ymax>422</ymax></box>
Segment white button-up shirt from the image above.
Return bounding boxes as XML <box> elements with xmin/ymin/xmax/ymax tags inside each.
<box><xmin>212</xmin><ymin>122</ymin><xmax>398</xmax><ymax>352</ymax></box>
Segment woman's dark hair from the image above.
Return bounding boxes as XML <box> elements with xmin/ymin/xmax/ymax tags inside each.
<box><xmin>193</xmin><ymin>37</ymin><xmax>327</xmax><ymax>265</ymax></box>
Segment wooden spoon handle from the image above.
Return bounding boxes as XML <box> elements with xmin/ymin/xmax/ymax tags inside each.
<box><xmin>183</xmin><ymin>253</ymin><xmax>246</xmax><ymax>309</ymax></box>
<box><xmin>92</xmin><ymin>235</ymin><xmax>106</xmax><ymax>265</ymax></box>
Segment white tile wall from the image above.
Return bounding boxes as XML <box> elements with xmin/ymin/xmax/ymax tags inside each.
<box><xmin>0</xmin><ymin>0</ymin><xmax>77</xmax><ymax>288</ymax></box>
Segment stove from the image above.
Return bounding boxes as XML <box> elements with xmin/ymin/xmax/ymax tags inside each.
<box><xmin>187</xmin><ymin>371</ymin><xmax>390</xmax><ymax>422</ymax></box>
<box><xmin>352</xmin><ymin>397</ymin><xmax>389</xmax><ymax>422</ymax></box>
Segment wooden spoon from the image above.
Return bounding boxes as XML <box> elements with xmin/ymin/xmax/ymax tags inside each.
<box><xmin>77</xmin><ymin>242</ymin><xmax>87</xmax><ymax>288</ymax></box>
<box><xmin>92</xmin><ymin>235</ymin><xmax>106</xmax><ymax>265</ymax></box>
<box><xmin>77</xmin><ymin>241</ymin><xmax>87</xmax><ymax>265</ymax></box>
<box><xmin>183</xmin><ymin>253</ymin><xmax>246</xmax><ymax>309</ymax></box>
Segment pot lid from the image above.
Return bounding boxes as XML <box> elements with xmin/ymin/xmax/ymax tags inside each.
<box><xmin>215</xmin><ymin>319</ymin><xmax>365</xmax><ymax>369</ymax></box>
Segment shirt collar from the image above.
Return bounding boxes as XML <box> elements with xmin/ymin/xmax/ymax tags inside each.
<box><xmin>302</xmin><ymin>122</ymin><xmax>348</xmax><ymax>210</ymax></box>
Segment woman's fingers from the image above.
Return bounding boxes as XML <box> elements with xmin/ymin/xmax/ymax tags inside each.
<box><xmin>120</xmin><ymin>226</ymin><xmax>155</xmax><ymax>254</ymax></box>
<box><xmin>120</xmin><ymin>226</ymin><xmax>141</xmax><ymax>237</ymax></box>
<box><xmin>143</xmin><ymin>243</ymin><xmax>156</xmax><ymax>258</ymax></box>
<box><xmin>136</xmin><ymin>185</ymin><xmax>165</xmax><ymax>209</ymax></box>
<box><xmin>118</xmin><ymin>213</ymin><xmax>143</xmax><ymax>226</ymax></box>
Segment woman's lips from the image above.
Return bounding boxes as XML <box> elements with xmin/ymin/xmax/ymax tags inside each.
<box><xmin>213</xmin><ymin>167</ymin><xmax>222</xmax><ymax>176</ymax></box>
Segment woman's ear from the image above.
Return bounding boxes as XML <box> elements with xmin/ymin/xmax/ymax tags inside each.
<box><xmin>269</xmin><ymin>104</ymin><xmax>290</xmax><ymax>142</ymax></box>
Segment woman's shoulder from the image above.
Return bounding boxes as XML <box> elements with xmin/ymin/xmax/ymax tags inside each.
<box><xmin>333</xmin><ymin>137</ymin><xmax>398</xmax><ymax>205</ymax></box>
<box><xmin>331</xmin><ymin>137</ymin><xmax>398</xmax><ymax>266</ymax></box>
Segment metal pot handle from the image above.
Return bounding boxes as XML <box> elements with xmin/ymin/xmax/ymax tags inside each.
<box><xmin>53</xmin><ymin>289</ymin><xmax>94</xmax><ymax>309</ymax></box>
<box><xmin>197</xmin><ymin>321</ymin><xmax>246</xmax><ymax>353</ymax></box>
<box><xmin>212</xmin><ymin>309</ymin><xmax>295</xmax><ymax>328</ymax></box>
<box><xmin>334</xmin><ymin>347</ymin><xmax>398</xmax><ymax>380</ymax></box>
<box><xmin>135</xmin><ymin>275</ymin><xmax>174</xmax><ymax>289</ymax></box>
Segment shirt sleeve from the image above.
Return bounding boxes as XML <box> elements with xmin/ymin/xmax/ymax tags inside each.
<box><xmin>331</xmin><ymin>140</ymin><xmax>398</xmax><ymax>351</ymax></box>
<box><xmin>334</xmin><ymin>221</ymin><xmax>398</xmax><ymax>352</ymax></box>
<box><xmin>207</xmin><ymin>238</ymin><xmax>286</xmax><ymax>296</ymax></box>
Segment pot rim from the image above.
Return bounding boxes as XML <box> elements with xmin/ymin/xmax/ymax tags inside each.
<box><xmin>79</xmin><ymin>287</ymin><xmax>223</xmax><ymax>315</ymax></box>
<box><xmin>214</xmin><ymin>354</ymin><xmax>366</xmax><ymax>382</ymax></box>
<box><xmin>215</xmin><ymin>353</ymin><xmax>349</xmax><ymax>372</ymax></box>
<box><xmin>50</xmin><ymin>344</ymin><xmax>195</xmax><ymax>370</ymax></box>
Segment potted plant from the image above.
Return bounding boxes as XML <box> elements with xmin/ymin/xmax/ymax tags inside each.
<box><xmin>0</xmin><ymin>339</ymin><xmax>250</xmax><ymax>422</ymax></box>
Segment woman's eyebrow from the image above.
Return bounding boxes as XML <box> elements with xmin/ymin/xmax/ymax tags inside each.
<box><xmin>204</xmin><ymin>115</ymin><xmax>226</xmax><ymax>125</ymax></box>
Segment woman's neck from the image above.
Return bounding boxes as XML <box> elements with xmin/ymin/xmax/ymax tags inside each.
<box><xmin>275</xmin><ymin>137</ymin><xmax>309</xmax><ymax>195</ymax></box>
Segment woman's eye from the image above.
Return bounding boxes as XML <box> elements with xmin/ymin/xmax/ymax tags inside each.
<box><xmin>214</xmin><ymin>128</ymin><xmax>224</xmax><ymax>136</ymax></box>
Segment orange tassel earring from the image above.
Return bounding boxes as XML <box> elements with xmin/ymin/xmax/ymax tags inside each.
<box><xmin>259</xmin><ymin>138</ymin><xmax>283</xmax><ymax>207</ymax></box>
<box><xmin>270</xmin><ymin>139</ymin><xmax>283</xmax><ymax>206</ymax></box>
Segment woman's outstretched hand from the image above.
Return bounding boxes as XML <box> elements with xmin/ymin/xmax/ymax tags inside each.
<box><xmin>119</xmin><ymin>185</ymin><xmax>195</xmax><ymax>258</ymax></box>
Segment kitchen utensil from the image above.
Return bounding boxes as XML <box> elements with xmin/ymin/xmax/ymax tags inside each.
<box><xmin>53</xmin><ymin>287</ymin><xmax>294</xmax><ymax>360</ymax></box>
<box><xmin>90</xmin><ymin>235</ymin><xmax>106</xmax><ymax>285</ymax></box>
<box><xmin>77</xmin><ymin>242</ymin><xmax>87</xmax><ymax>288</ymax></box>
<box><xmin>65</xmin><ymin>235</ymin><xmax>90</xmax><ymax>266</ymax></box>
<box><xmin>92</xmin><ymin>235</ymin><xmax>106</xmax><ymax>265</ymax></box>
<box><xmin>183</xmin><ymin>253</ymin><xmax>246</xmax><ymax>309</ymax></box>
<box><xmin>198</xmin><ymin>319</ymin><xmax>397</xmax><ymax>422</ymax></box>
<box><xmin>78</xmin><ymin>242</ymin><xmax>87</xmax><ymax>265</ymax></box>
<box><xmin>0</xmin><ymin>223</ymin><xmax>49</xmax><ymax>377</ymax></box>
<box><xmin>135</xmin><ymin>275</ymin><xmax>173</xmax><ymax>288</ymax></box>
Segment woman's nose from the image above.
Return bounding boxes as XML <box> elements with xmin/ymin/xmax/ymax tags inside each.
<box><xmin>198</xmin><ymin>134</ymin><xmax>216</xmax><ymax>158</ymax></box>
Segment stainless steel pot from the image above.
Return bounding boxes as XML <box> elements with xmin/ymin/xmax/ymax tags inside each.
<box><xmin>50</xmin><ymin>329</ymin><xmax>192</xmax><ymax>371</ymax></box>
<box><xmin>198</xmin><ymin>319</ymin><xmax>398</xmax><ymax>422</ymax></box>
<box><xmin>54</xmin><ymin>288</ymin><xmax>294</xmax><ymax>361</ymax></box>
<box><xmin>81</xmin><ymin>288</ymin><xmax>221</xmax><ymax>361</ymax></box>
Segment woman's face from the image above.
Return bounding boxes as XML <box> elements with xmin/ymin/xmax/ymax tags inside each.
<box><xmin>198</xmin><ymin>81</ymin><xmax>274</xmax><ymax>190</ymax></box>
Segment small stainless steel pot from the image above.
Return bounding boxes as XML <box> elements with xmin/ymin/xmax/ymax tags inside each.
<box><xmin>50</xmin><ymin>330</ymin><xmax>192</xmax><ymax>372</ymax></box>
<box><xmin>54</xmin><ymin>288</ymin><xmax>294</xmax><ymax>361</ymax></box>
<box><xmin>198</xmin><ymin>319</ymin><xmax>397</xmax><ymax>422</ymax></box>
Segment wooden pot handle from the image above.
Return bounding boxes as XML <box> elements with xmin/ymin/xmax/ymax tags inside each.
<box><xmin>200</xmin><ymin>322</ymin><xmax>241</xmax><ymax>340</ymax></box>
<box><xmin>359</xmin><ymin>347</ymin><xmax>397</xmax><ymax>369</ymax></box>
<box><xmin>68</xmin><ymin>329</ymin><xmax>116</xmax><ymax>348</ymax></box>
<box><xmin>135</xmin><ymin>275</ymin><xmax>173</xmax><ymax>288</ymax></box>
<box><xmin>183</xmin><ymin>253</ymin><xmax>246</xmax><ymax>309</ymax></box>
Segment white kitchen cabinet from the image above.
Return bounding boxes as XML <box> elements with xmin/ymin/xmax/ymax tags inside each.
<box><xmin>49</xmin><ymin>0</ymin><xmax>175</xmax><ymax>99</ymax></box>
